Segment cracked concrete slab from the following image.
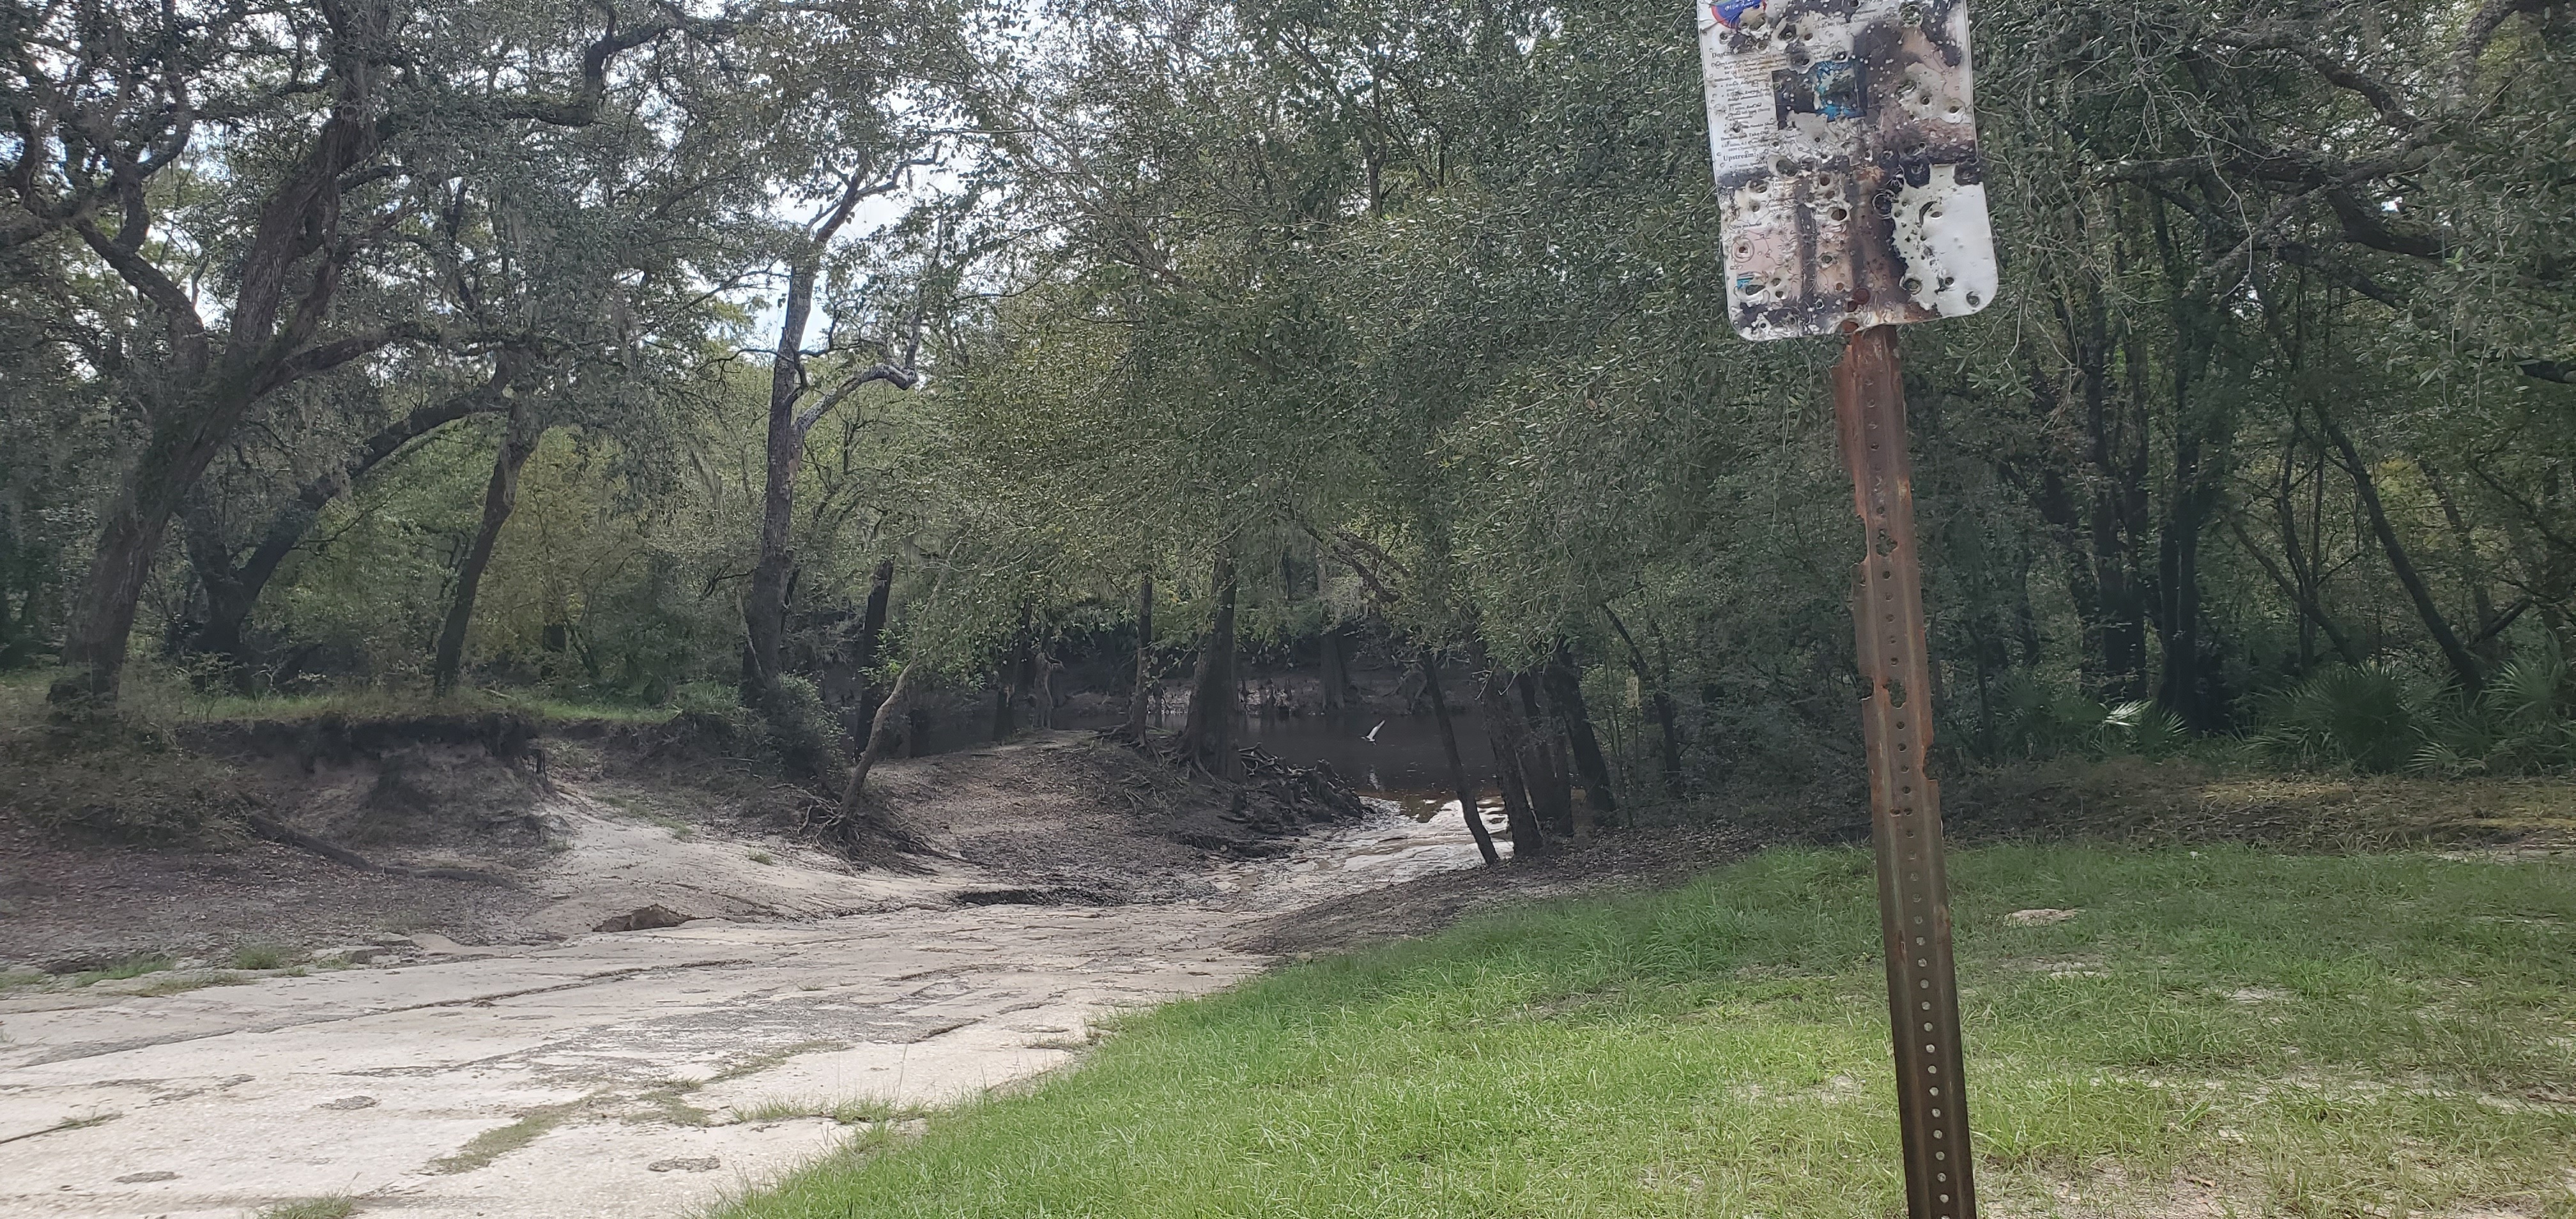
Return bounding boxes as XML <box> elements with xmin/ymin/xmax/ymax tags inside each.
<box><xmin>0</xmin><ymin>804</ymin><xmax>1499</xmax><ymax>1218</ymax></box>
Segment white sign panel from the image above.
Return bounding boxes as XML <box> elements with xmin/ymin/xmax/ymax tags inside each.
<box><xmin>1698</xmin><ymin>0</ymin><xmax>1999</xmax><ymax>341</ymax></box>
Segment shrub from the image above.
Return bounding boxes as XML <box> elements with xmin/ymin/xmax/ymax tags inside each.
<box><xmin>2255</xmin><ymin>647</ymin><xmax>2576</xmax><ymax>776</ymax></box>
<box><xmin>1981</xmin><ymin>670</ymin><xmax>2110</xmax><ymax>760</ymax></box>
<box><xmin>2255</xmin><ymin>666</ymin><xmax>2421</xmax><ymax>772</ymax></box>
<box><xmin>757</xmin><ymin>675</ymin><xmax>848</xmax><ymax>783</ymax></box>
<box><xmin>228</xmin><ymin>942</ymin><xmax>295</xmax><ymax>970</ymax></box>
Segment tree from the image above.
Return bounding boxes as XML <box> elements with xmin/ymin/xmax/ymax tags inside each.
<box><xmin>3</xmin><ymin>0</ymin><xmax>722</xmax><ymax>708</ymax></box>
<box><xmin>733</xmin><ymin>0</ymin><xmax>976</xmax><ymax>719</ymax></box>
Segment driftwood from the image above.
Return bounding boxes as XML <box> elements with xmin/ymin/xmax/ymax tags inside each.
<box><xmin>243</xmin><ymin>814</ymin><xmax>512</xmax><ymax>884</ymax></box>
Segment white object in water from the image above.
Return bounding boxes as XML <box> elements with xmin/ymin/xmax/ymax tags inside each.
<box><xmin>1363</xmin><ymin>720</ymin><xmax>1386</xmax><ymax>742</ymax></box>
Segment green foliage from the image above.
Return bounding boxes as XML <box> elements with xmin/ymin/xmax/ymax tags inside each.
<box><xmin>720</xmin><ymin>845</ymin><xmax>2576</xmax><ymax>1218</ymax></box>
<box><xmin>2099</xmin><ymin>700</ymin><xmax>2191</xmax><ymax>760</ymax></box>
<box><xmin>2255</xmin><ymin>650</ymin><xmax>2576</xmax><ymax>776</ymax></box>
<box><xmin>1980</xmin><ymin>672</ymin><xmax>2114</xmax><ymax>761</ymax></box>
<box><xmin>4</xmin><ymin>0</ymin><xmax>2571</xmax><ymax>796</ymax></box>
<box><xmin>2257</xmin><ymin>667</ymin><xmax>2425</xmax><ymax>772</ymax></box>
<box><xmin>2453</xmin><ymin>646</ymin><xmax>2576</xmax><ymax>774</ymax></box>
<box><xmin>758</xmin><ymin>675</ymin><xmax>849</xmax><ymax>783</ymax></box>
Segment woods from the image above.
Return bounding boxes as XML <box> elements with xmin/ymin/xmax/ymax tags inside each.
<box><xmin>5</xmin><ymin>0</ymin><xmax>2573</xmax><ymax>797</ymax></box>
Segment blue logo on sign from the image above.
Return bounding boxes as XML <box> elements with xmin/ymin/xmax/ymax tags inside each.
<box><xmin>1711</xmin><ymin>0</ymin><xmax>1766</xmax><ymax>28</ymax></box>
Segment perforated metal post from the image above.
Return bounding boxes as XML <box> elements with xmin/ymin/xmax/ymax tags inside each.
<box><xmin>1834</xmin><ymin>324</ymin><xmax>1976</xmax><ymax>1219</ymax></box>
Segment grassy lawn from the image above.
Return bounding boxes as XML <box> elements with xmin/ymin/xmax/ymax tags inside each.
<box><xmin>722</xmin><ymin>845</ymin><xmax>2576</xmax><ymax>1219</ymax></box>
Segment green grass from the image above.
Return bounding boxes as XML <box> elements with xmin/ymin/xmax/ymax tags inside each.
<box><xmin>69</xmin><ymin>954</ymin><xmax>174</xmax><ymax>986</ymax></box>
<box><xmin>256</xmin><ymin>1197</ymin><xmax>358</xmax><ymax>1219</ymax></box>
<box><xmin>733</xmin><ymin>1095</ymin><xmax>930</xmax><ymax>1126</ymax></box>
<box><xmin>720</xmin><ymin>845</ymin><xmax>2576</xmax><ymax>1219</ymax></box>
<box><xmin>427</xmin><ymin>1103</ymin><xmax>579</xmax><ymax>1174</ymax></box>
<box><xmin>228</xmin><ymin>942</ymin><xmax>295</xmax><ymax>970</ymax></box>
<box><xmin>129</xmin><ymin>970</ymin><xmax>253</xmax><ymax>997</ymax></box>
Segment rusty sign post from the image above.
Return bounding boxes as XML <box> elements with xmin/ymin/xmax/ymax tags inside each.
<box><xmin>1697</xmin><ymin>3</ymin><xmax>1997</xmax><ymax>1217</ymax></box>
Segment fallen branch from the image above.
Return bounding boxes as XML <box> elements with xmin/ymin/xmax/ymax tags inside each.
<box><xmin>244</xmin><ymin>813</ymin><xmax>512</xmax><ymax>884</ymax></box>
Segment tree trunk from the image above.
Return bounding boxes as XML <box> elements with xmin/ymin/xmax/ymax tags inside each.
<box><xmin>1480</xmin><ymin>688</ymin><xmax>1544</xmax><ymax>854</ymax></box>
<box><xmin>2266</xmin><ymin>424</ymin><xmax>2364</xmax><ymax>667</ymax></box>
<box><xmin>2418</xmin><ymin>458</ymin><xmax>2504</xmax><ymax>662</ymax></box>
<box><xmin>744</xmin><ymin>257</ymin><xmax>824</xmax><ymax>706</ymax></box>
<box><xmin>1179</xmin><ymin>554</ymin><xmax>1239</xmax><ymax>776</ymax></box>
<box><xmin>2318</xmin><ymin>404</ymin><xmax>2484</xmax><ymax>694</ymax></box>
<box><xmin>1126</xmin><ymin>573</ymin><xmax>1154</xmax><ymax>739</ymax></box>
<box><xmin>1007</xmin><ymin>603</ymin><xmax>1040</xmax><ymax>729</ymax></box>
<box><xmin>1544</xmin><ymin>645</ymin><xmax>1618</xmax><ymax>820</ymax></box>
<box><xmin>2057</xmin><ymin>287</ymin><xmax>2151</xmax><ymax>703</ymax></box>
<box><xmin>51</xmin><ymin>383</ymin><xmax>257</xmax><ymax>707</ymax></box>
<box><xmin>431</xmin><ymin>403</ymin><xmax>540</xmax><ymax>696</ymax></box>
<box><xmin>1319</xmin><ymin>623</ymin><xmax>1349</xmax><ymax>710</ymax></box>
<box><xmin>0</xmin><ymin>582</ymin><xmax>16</xmax><ymax>669</ymax></box>
<box><xmin>47</xmin><ymin>64</ymin><xmax>392</xmax><ymax>711</ymax></box>
<box><xmin>852</xmin><ymin>556</ymin><xmax>895</xmax><ymax>720</ymax></box>
<box><xmin>1420</xmin><ymin>646</ymin><xmax>1500</xmax><ymax>866</ymax></box>
<box><xmin>2087</xmin><ymin>440</ymin><xmax>2151</xmax><ymax>702</ymax></box>
<box><xmin>2151</xmin><ymin>197</ymin><xmax>2228</xmax><ymax>726</ymax></box>
<box><xmin>1469</xmin><ymin>640</ymin><xmax>1547</xmax><ymax>855</ymax></box>
<box><xmin>839</xmin><ymin>659</ymin><xmax>923</xmax><ymax>808</ymax></box>
<box><xmin>180</xmin><ymin>504</ymin><xmax>257</xmax><ymax>689</ymax></box>
<box><xmin>1603</xmin><ymin>606</ymin><xmax>1683</xmax><ymax>795</ymax></box>
<box><xmin>2155</xmin><ymin>427</ymin><xmax>2223</xmax><ymax>725</ymax></box>
<box><xmin>1515</xmin><ymin>671</ymin><xmax>1578</xmax><ymax>839</ymax></box>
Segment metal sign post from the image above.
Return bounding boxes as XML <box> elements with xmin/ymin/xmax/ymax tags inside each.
<box><xmin>1836</xmin><ymin>326</ymin><xmax>1974</xmax><ymax>1219</ymax></box>
<box><xmin>1697</xmin><ymin>3</ymin><xmax>1997</xmax><ymax>1217</ymax></box>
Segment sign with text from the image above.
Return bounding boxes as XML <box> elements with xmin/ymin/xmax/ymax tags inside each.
<box><xmin>1698</xmin><ymin>0</ymin><xmax>1998</xmax><ymax>341</ymax></box>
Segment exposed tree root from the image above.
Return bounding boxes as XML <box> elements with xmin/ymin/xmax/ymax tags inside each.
<box><xmin>242</xmin><ymin>814</ymin><xmax>513</xmax><ymax>884</ymax></box>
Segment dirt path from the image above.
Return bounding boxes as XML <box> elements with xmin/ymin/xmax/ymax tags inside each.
<box><xmin>0</xmin><ymin>769</ymin><xmax>1503</xmax><ymax>1218</ymax></box>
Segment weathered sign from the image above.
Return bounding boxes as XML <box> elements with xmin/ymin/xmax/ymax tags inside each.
<box><xmin>1698</xmin><ymin>0</ymin><xmax>1998</xmax><ymax>341</ymax></box>
<box><xmin>1698</xmin><ymin>5</ymin><xmax>1997</xmax><ymax>1218</ymax></box>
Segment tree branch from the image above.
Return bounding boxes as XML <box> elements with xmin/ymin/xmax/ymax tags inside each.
<box><xmin>2451</xmin><ymin>0</ymin><xmax>2569</xmax><ymax>100</ymax></box>
<box><xmin>2209</xmin><ymin>24</ymin><xmax>2418</xmax><ymax>130</ymax></box>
